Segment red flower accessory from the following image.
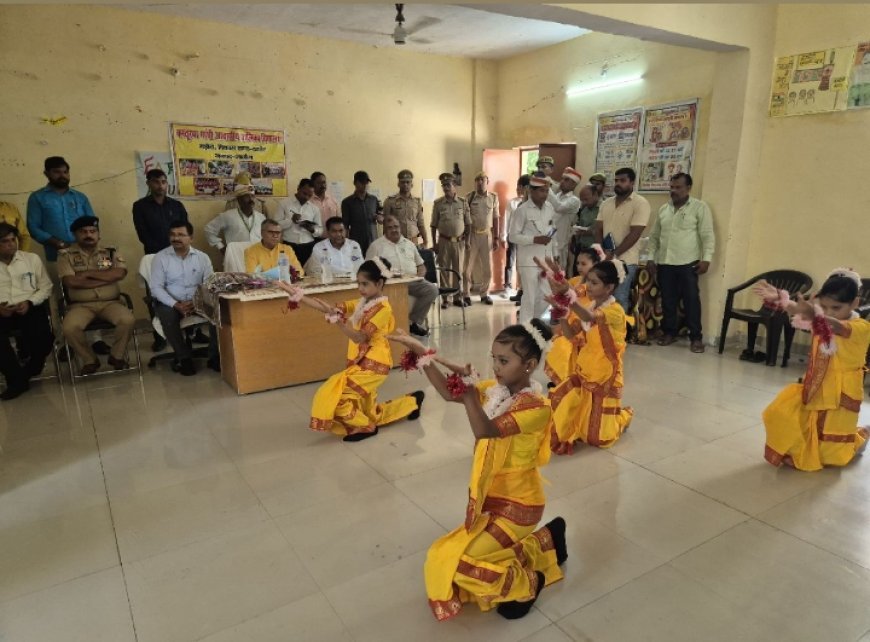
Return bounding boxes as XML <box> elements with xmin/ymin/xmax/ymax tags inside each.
<box><xmin>284</xmin><ymin>284</ymin><xmax>304</xmax><ymax>311</ymax></box>
<box><xmin>446</xmin><ymin>373</ymin><xmax>470</xmax><ymax>398</ymax></box>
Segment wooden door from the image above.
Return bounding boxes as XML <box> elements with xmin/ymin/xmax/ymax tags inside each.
<box><xmin>482</xmin><ymin>148</ymin><xmax>520</xmax><ymax>291</ymax></box>
<box><xmin>538</xmin><ymin>143</ymin><xmax>577</xmax><ymax>179</ymax></box>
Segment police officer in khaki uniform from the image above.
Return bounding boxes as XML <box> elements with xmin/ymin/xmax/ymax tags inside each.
<box><xmin>463</xmin><ymin>171</ymin><xmax>499</xmax><ymax>305</ymax></box>
<box><xmin>58</xmin><ymin>216</ymin><xmax>135</xmax><ymax>374</ymax></box>
<box><xmin>536</xmin><ymin>155</ymin><xmax>559</xmax><ymax>191</ymax></box>
<box><xmin>430</xmin><ymin>173</ymin><xmax>471</xmax><ymax>308</ymax></box>
<box><xmin>382</xmin><ymin>169</ymin><xmax>428</xmax><ymax>248</ymax></box>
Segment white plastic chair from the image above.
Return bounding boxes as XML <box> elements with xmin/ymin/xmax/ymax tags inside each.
<box><xmin>224</xmin><ymin>241</ymin><xmax>254</xmax><ymax>273</ymax></box>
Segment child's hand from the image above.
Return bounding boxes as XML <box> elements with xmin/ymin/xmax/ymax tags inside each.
<box><xmin>792</xmin><ymin>294</ymin><xmax>815</xmax><ymax>320</ymax></box>
<box><xmin>751</xmin><ymin>279</ymin><xmax>779</xmax><ymax>302</ymax></box>
<box><xmin>387</xmin><ymin>330</ymin><xmax>427</xmax><ymax>355</ymax></box>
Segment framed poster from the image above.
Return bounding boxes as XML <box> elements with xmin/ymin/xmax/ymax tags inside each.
<box><xmin>638</xmin><ymin>99</ymin><xmax>699</xmax><ymax>192</ymax></box>
<box><xmin>594</xmin><ymin>107</ymin><xmax>643</xmax><ymax>192</ymax></box>
<box><xmin>169</xmin><ymin>123</ymin><xmax>288</xmax><ymax>198</ymax></box>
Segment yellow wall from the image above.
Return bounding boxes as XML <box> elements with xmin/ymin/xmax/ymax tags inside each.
<box><xmin>0</xmin><ymin>5</ymin><xmax>490</xmax><ymax>314</ymax></box>
<box><xmin>496</xmin><ymin>31</ymin><xmax>718</xmax><ymax>215</ymax></box>
<box><xmin>746</xmin><ymin>4</ymin><xmax>870</xmax><ymax>288</ymax></box>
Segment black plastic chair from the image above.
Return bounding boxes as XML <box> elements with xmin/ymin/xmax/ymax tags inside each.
<box><xmin>718</xmin><ymin>270</ymin><xmax>813</xmax><ymax>367</ymax></box>
<box><xmin>419</xmin><ymin>248</ymin><xmax>466</xmax><ymax>329</ymax></box>
<box><xmin>58</xmin><ymin>288</ymin><xmax>142</xmax><ymax>384</ymax></box>
<box><xmin>0</xmin><ymin>301</ymin><xmax>62</xmax><ymax>385</ymax></box>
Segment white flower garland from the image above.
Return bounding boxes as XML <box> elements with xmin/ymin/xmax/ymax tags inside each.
<box><xmin>580</xmin><ymin>295</ymin><xmax>616</xmax><ymax>332</ymax></box>
<box><xmin>348</xmin><ymin>295</ymin><xmax>388</xmax><ymax>328</ymax></box>
<box><xmin>482</xmin><ymin>381</ymin><xmax>543</xmax><ymax>419</ymax></box>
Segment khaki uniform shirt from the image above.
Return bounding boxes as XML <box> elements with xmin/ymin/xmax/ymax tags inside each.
<box><xmin>57</xmin><ymin>243</ymin><xmax>126</xmax><ymax>302</ymax></box>
<box><xmin>430</xmin><ymin>196</ymin><xmax>470</xmax><ymax>240</ymax></box>
<box><xmin>466</xmin><ymin>191</ymin><xmax>499</xmax><ymax>235</ymax></box>
<box><xmin>383</xmin><ymin>193</ymin><xmax>426</xmax><ymax>243</ymax></box>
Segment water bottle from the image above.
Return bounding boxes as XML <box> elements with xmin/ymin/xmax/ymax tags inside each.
<box><xmin>320</xmin><ymin>258</ymin><xmax>333</xmax><ymax>284</ymax></box>
<box><xmin>278</xmin><ymin>251</ymin><xmax>290</xmax><ymax>282</ymax></box>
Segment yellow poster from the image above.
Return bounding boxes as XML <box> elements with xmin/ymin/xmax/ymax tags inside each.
<box><xmin>170</xmin><ymin>123</ymin><xmax>288</xmax><ymax>197</ymax></box>
<box><xmin>769</xmin><ymin>46</ymin><xmax>856</xmax><ymax>117</ymax></box>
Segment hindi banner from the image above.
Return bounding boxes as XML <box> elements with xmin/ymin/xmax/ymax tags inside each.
<box><xmin>169</xmin><ymin>123</ymin><xmax>288</xmax><ymax>198</ymax></box>
<box><xmin>638</xmin><ymin>99</ymin><xmax>699</xmax><ymax>192</ymax></box>
<box><xmin>847</xmin><ymin>42</ymin><xmax>870</xmax><ymax>109</ymax></box>
<box><xmin>594</xmin><ymin>107</ymin><xmax>643</xmax><ymax>192</ymax></box>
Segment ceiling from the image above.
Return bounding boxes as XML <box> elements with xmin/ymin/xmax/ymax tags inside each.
<box><xmin>125</xmin><ymin>4</ymin><xmax>590</xmax><ymax>60</ymax></box>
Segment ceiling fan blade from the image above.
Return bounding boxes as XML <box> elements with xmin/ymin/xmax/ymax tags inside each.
<box><xmin>337</xmin><ymin>26</ymin><xmax>390</xmax><ymax>37</ymax></box>
<box><xmin>411</xmin><ymin>38</ymin><xmax>433</xmax><ymax>45</ymax></box>
<box><xmin>405</xmin><ymin>16</ymin><xmax>441</xmax><ymax>35</ymax></box>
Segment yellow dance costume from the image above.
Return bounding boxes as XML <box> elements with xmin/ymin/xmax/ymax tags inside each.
<box><xmin>544</xmin><ymin>278</ymin><xmax>590</xmax><ymax>386</ymax></box>
<box><xmin>425</xmin><ymin>381</ymin><xmax>563</xmax><ymax>621</ymax></box>
<box><xmin>550</xmin><ymin>299</ymin><xmax>633</xmax><ymax>453</ymax></box>
<box><xmin>763</xmin><ymin>316</ymin><xmax>870</xmax><ymax>471</ymax></box>
<box><xmin>309</xmin><ymin>296</ymin><xmax>418</xmax><ymax>438</ymax></box>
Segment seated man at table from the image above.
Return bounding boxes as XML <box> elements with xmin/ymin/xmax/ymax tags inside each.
<box><xmin>304</xmin><ymin>216</ymin><xmax>364</xmax><ymax>278</ymax></box>
<box><xmin>58</xmin><ymin>216</ymin><xmax>135</xmax><ymax>374</ymax></box>
<box><xmin>151</xmin><ymin>220</ymin><xmax>219</xmax><ymax>376</ymax></box>
<box><xmin>0</xmin><ymin>222</ymin><xmax>54</xmax><ymax>399</ymax></box>
<box><xmin>244</xmin><ymin>218</ymin><xmax>304</xmax><ymax>277</ymax></box>
<box><xmin>366</xmin><ymin>215</ymin><xmax>438</xmax><ymax>337</ymax></box>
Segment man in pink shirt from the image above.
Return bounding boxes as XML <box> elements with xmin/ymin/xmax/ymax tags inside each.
<box><xmin>309</xmin><ymin>171</ymin><xmax>340</xmax><ymax>235</ymax></box>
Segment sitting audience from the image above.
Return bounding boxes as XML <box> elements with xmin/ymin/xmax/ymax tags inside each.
<box><xmin>305</xmin><ymin>216</ymin><xmax>364</xmax><ymax>278</ymax></box>
<box><xmin>150</xmin><ymin>220</ymin><xmax>219</xmax><ymax>376</ymax></box>
<box><xmin>58</xmin><ymin>216</ymin><xmax>135</xmax><ymax>374</ymax></box>
<box><xmin>366</xmin><ymin>215</ymin><xmax>438</xmax><ymax>336</ymax></box>
<box><xmin>0</xmin><ymin>223</ymin><xmax>54</xmax><ymax>399</ymax></box>
<box><xmin>245</xmin><ymin>218</ymin><xmax>304</xmax><ymax>276</ymax></box>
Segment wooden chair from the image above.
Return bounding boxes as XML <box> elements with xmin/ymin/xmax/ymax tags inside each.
<box><xmin>718</xmin><ymin>270</ymin><xmax>813</xmax><ymax>367</ymax></box>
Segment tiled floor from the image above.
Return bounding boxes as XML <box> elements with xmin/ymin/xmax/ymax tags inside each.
<box><xmin>2</xmin><ymin>300</ymin><xmax>869</xmax><ymax>641</ymax></box>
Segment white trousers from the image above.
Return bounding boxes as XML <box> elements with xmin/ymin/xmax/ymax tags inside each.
<box><xmin>517</xmin><ymin>266</ymin><xmax>551</xmax><ymax>324</ymax></box>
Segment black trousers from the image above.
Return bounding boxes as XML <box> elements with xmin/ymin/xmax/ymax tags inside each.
<box><xmin>289</xmin><ymin>241</ymin><xmax>317</xmax><ymax>268</ymax></box>
<box><xmin>155</xmin><ymin>303</ymin><xmax>219</xmax><ymax>362</ymax></box>
<box><xmin>504</xmin><ymin>242</ymin><xmax>516</xmax><ymax>289</ymax></box>
<box><xmin>0</xmin><ymin>302</ymin><xmax>54</xmax><ymax>388</ymax></box>
<box><xmin>658</xmin><ymin>263</ymin><xmax>703</xmax><ymax>341</ymax></box>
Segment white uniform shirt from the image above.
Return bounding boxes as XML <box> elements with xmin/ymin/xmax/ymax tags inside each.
<box><xmin>547</xmin><ymin>189</ymin><xmax>581</xmax><ymax>254</ymax></box>
<box><xmin>502</xmin><ymin>197</ymin><xmax>523</xmax><ymax>242</ymax></box>
<box><xmin>508</xmin><ymin>200</ymin><xmax>556</xmax><ymax>267</ymax></box>
<box><xmin>275</xmin><ymin>196</ymin><xmax>322</xmax><ymax>244</ymax></box>
<box><xmin>0</xmin><ymin>250</ymin><xmax>52</xmax><ymax>306</ymax></box>
<box><xmin>203</xmin><ymin>208</ymin><xmax>265</xmax><ymax>250</ymax></box>
<box><xmin>305</xmin><ymin>238</ymin><xmax>364</xmax><ymax>277</ymax></box>
<box><xmin>366</xmin><ymin>235</ymin><xmax>423</xmax><ymax>276</ymax></box>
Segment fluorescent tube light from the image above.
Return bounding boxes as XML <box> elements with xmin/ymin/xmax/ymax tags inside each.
<box><xmin>566</xmin><ymin>75</ymin><xmax>644</xmax><ymax>97</ymax></box>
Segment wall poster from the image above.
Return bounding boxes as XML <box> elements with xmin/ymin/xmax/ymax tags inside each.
<box><xmin>169</xmin><ymin>123</ymin><xmax>288</xmax><ymax>198</ymax></box>
<box><xmin>637</xmin><ymin>99</ymin><xmax>699</xmax><ymax>192</ymax></box>
<box><xmin>769</xmin><ymin>46</ymin><xmax>854</xmax><ymax>117</ymax></box>
<box><xmin>135</xmin><ymin>151</ymin><xmax>177</xmax><ymax>199</ymax></box>
<box><xmin>848</xmin><ymin>41</ymin><xmax>870</xmax><ymax>109</ymax></box>
<box><xmin>594</xmin><ymin>107</ymin><xmax>643</xmax><ymax>191</ymax></box>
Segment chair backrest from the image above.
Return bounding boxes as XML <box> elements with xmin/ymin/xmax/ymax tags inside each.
<box><xmin>858</xmin><ymin>278</ymin><xmax>870</xmax><ymax>309</ymax></box>
<box><xmin>418</xmin><ymin>248</ymin><xmax>438</xmax><ymax>284</ymax></box>
<box><xmin>759</xmin><ymin>270</ymin><xmax>813</xmax><ymax>296</ymax></box>
<box><xmin>138</xmin><ymin>254</ymin><xmax>155</xmax><ymax>293</ymax></box>
<box><xmin>224</xmin><ymin>241</ymin><xmax>254</xmax><ymax>273</ymax></box>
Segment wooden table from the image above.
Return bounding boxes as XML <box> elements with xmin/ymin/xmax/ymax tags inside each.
<box><xmin>218</xmin><ymin>277</ymin><xmax>416</xmax><ymax>394</ymax></box>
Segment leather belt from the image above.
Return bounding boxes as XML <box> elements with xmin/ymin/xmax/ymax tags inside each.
<box><xmin>440</xmin><ymin>235</ymin><xmax>462</xmax><ymax>242</ymax></box>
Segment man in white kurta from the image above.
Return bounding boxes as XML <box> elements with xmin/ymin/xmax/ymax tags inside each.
<box><xmin>546</xmin><ymin>167</ymin><xmax>582</xmax><ymax>272</ymax></box>
<box><xmin>204</xmin><ymin>185</ymin><xmax>265</xmax><ymax>258</ymax></box>
<box><xmin>509</xmin><ymin>173</ymin><xmax>556</xmax><ymax>324</ymax></box>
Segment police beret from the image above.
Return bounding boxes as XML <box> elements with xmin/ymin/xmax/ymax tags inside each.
<box><xmin>70</xmin><ymin>215</ymin><xmax>99</xmax><ymax>233</ymax></box>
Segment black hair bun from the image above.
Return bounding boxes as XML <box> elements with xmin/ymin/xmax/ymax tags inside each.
<box><xmin>529</xmin><ymin>317</ymin><xmax>554</xmax><ymax>342</ymax></box>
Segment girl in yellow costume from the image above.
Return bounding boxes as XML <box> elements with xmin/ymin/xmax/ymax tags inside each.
<box><xmin>390</xmin><ymin>319</ymin><xmax>567</xmax><ymax>621</ymax></box>
<box><xmin>543</xmin><ymin>246</ymin><xmax>603</xmax><ymax>387</ymax></box>
<box><xmin>546</xmin><ymin>259</ymin><xmax>633</xmax><ymax>454</ymax></box>
<box><xmin>277</xmin><ymin>257</ymin><xmax>423</xmax><ymax>442</ymax></box>
<box><xmin>754</xmin><ymin>269</ymin><xmax>870</xmax><ymax>471</ymax></box>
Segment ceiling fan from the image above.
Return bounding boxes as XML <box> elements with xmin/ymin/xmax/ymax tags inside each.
<box><xmin>337</xmin><ymin>4</ymin><xmax>440</xmax><ymax>46</ymax></box>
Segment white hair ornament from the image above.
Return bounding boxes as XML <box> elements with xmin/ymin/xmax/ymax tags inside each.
<box><xmin>371</xmin><ymin>256</ymin><xmax>394</xmax><ymax>278</ymax></box>
<box><xmin>826</xmin><ymin>267</ymin><xmax>861</xmax><ymax>288</ymax></box>
<box><xmin>521</xmin><ymin>321</ymin><xmax>550</xmax><ymax>354</ymax></box>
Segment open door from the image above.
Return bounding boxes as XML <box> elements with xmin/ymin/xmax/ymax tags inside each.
<box><xmin>482</xmin><ymin>148</ymin><xmax>520</xmax><ymax>291</ymax></box>
<box><xmin>538</xmin><ymin>143</ymin><xmax>577</xmax><ymax>179</ymax></box>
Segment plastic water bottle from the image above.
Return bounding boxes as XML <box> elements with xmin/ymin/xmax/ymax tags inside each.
<box><xmin>320</xmin><ymin>258</ymin><xmax>333</xmax><ymax>284</ymax></box>
<box><xmin>278</xmin><ymin>251</ymin><xmax>290</xmax><ymax>282</ymax></box>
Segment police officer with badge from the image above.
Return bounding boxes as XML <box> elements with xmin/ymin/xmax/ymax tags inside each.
<box><xmin>382</xmin><ymin>169</ymin><xmax>428</xmax><ymax>248</ymax></box>
<box><xmin>58</xmin><ymin>216</ymin><xmax>135</xmax><ymax>374</ymax></box>
<box><xmin>430</xmin><ymin>173</ymin><xmax>471</xmax><ymax>308</ymax></box>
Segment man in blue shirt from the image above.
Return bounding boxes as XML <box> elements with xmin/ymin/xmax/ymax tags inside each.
<box><xmin>27</xmin><ymin>156</ymin><xmax>96</xmax><ymax>264</ymax></box>
<box><xmin>150</xmin><ymin>220</ymin><xmax>218</xmax><ymax>376</ymax></box>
